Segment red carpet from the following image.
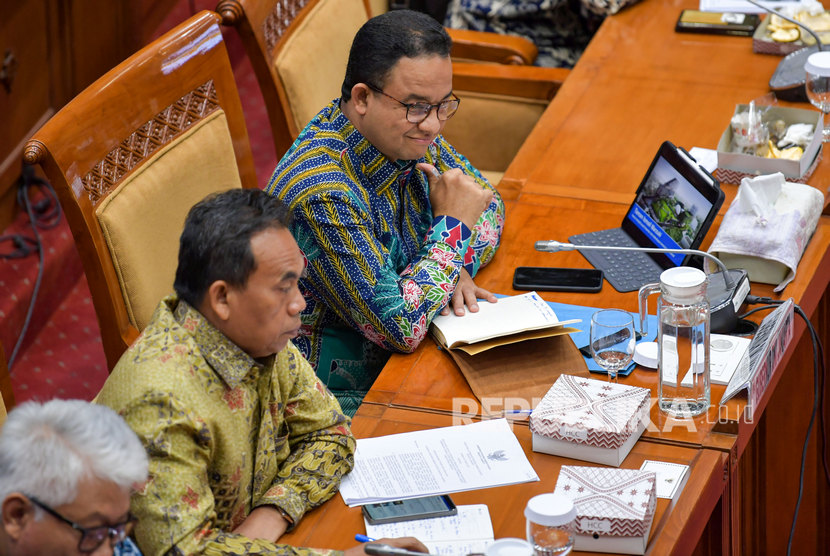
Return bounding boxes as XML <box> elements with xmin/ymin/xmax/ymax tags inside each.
<box><xmin>2</xmin><ymin>1</ymin><xmax>279</xmax><ymax>405</ymax></box>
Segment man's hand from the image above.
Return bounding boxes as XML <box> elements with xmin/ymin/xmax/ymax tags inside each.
<box><xmin>231</xmin><ymin>505</ymin><xmax>290</xmax><ymax>542</ymax></box>
<box><xmin>345</xmin><ymin>537</ymin><xmax>429</xmax><ymax>556</ymax></box>
<box><xmin>442</xmin><ymin>268</ymin><xmax>497</xmax><ymax>316</ymax></box>
<box><xmin>418</xmin><ymin>163</ymin><xmax>492</xmax><ymax>230</ymax></box>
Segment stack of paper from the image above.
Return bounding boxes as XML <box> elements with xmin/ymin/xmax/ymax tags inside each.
<box><xmin>430</xmin><ymin>291</ymin><xmax>580</xmax><ymax>355</ymax></box>
<box><xmin>365</xmin><ymin>504</ymin><xmax>494</xmax><ymax>556</ymax></box>
<box><xmin>339</xmin><ymin>419</ymin><xmax>539</xmax><ymax>506</ymax></box>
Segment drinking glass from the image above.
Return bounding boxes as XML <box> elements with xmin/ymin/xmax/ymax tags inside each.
<box><xmin>805</xmin><ymin>51</ymin><xmax>830</xmax><ymax>143</ymax></box>
<box><xmin>590</xmin><ymin>309</ymin><xmax>636</xmax><ymax>383</ymax></box>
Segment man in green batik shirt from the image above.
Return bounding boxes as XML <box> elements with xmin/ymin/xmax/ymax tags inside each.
<box><xmin>96</xmin><ymin>189</ymin><xmax>425</xmax><ymax>556</ymax></box>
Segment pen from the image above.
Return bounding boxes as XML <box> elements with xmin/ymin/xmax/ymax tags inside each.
<box><xmin>503</xmin><ymin>409</ymin><xmax>532</xmax><ymax>415</ymax></box>
<box><xmin>355</xmin><ymin>534</ymin><xmax>376</xmax><ymax>543</ymax></box>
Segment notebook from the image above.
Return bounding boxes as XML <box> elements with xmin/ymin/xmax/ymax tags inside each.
<box><xmin>569</xmin><ymin>141</ymin><xmax>724</xmax><ymax>292</ymax></box>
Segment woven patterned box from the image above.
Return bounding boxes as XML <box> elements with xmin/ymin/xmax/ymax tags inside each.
<box><xmin>529</xmin><ymin>375</ymin><xmax>650</xmax><ymax>467</ymax></box>
<box><xmin>554</xmin><ymin>466</ymin><xmax>657</xmax><ymax>555</ymax></box>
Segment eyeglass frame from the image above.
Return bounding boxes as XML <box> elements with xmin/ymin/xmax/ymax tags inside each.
<box><xmin>365</xmin><ymin>83</ymin><xmax>460</xmax><ymax>123</ymax></box>
<box><xmin>26</xmin><ymin>495</ymin><xmax>137</xmax><ymax>553</ymax></box>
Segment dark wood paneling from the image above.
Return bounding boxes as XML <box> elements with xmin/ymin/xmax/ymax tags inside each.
<box><xmin>0</xmin><ymin>0</ymin><xmax>176</xmax><ymax>231</ymax></box>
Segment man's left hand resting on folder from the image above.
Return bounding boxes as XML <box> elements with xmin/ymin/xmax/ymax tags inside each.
<box><xmin>442</xmin><ymin>268</ymin><xmax>498</xmax><ymax>316</ymax></box>
<box><xmin>347</xmin><ymin>537</ymin><xmax>429</xmax><ymax>556</ymax></box>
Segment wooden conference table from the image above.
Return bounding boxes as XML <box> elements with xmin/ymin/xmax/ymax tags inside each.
<box><xmin>502</xmin><ymin>0</ymin><xmax>830</xmax><ymax>211</ymax></box>
<box><xmin>366</xmin><ymin>196</ymin><xmax>829</xmax><ymax>555</ymax></box>
<box><xmin>367</xmin><ymin>1</ymin><xmax>830</xmax><ymax>555</ymax></box>
<box><xmin>281</xmin><ymin>406</ymin><xmax>727</xmax><ymax>556</ymax></box>
<box><xmin>294</xmin><ymin>1</ymin><xmax>830</xmax><ymax>555</ymax></box>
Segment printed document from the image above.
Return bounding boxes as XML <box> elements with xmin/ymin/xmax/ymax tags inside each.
<box><xmin>662</xmin><ymin>333</ymin><xmax>751</xmax><ymax>387</ymax></box>
<box><xmin>365</xmin><ymin>504</ymin><xmax>494</xmax><ymax>556</ymax></box>
<box><xmin>431</xmin><ymin>291</ymin><xmax>580</xmax><ymax>350</ymax></box>
<box><xmin>340</xmin><ymin>419</ymin><xmax>539</xmax><ymax>506</ymax></box>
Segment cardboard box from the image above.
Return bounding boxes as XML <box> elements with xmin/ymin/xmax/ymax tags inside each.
<box><xmin>529</xmin><ymin>375</ymin><xmax>650</xmax><ymax>467</ymax></box>
<box><xmin>553</xmin><ymin>466</ymin><xmax>657</xmax><ymax>555</ymax></box>
<box><xmin>716</xmin><ymin>104</ymin><xmax>823</xmax><ymax>184</ymax></box>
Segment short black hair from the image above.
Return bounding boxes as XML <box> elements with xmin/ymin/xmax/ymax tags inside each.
<box><xmin>341</xmin><ymin>9</ymin><xmax>451</xmax><ymax>101</ymax></box>
<box><xmin>174</xmin><ymin>188</ymin><xmax>292</xmax><ymax>308</ymax></box>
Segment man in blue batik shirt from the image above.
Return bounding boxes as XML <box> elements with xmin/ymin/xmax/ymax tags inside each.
<box><xmin>268</xmin><ymin>10</ymin><xmax>506</xmax><ymax>415</ymax></box>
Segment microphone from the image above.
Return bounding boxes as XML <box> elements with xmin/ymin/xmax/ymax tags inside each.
<box><xmin>534</xmin><ymin>241</ymin><xmax>751</xmax><ymax>334</ymax></box>
<box><xmin>743</xmin><ymin>0</ymin><xmax>826</xmax><ymax>102</ymax></box>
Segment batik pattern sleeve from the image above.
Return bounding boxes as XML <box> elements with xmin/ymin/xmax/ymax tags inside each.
<box><xmin>285</xmin><ymin>180</ymin><xmax>470</xmax><ymax>354</ymax></box>
<box><xmin>426</xmin><ymin>137</ymin><xmax>505</xmax><ymax>277</ymax></box>
<box><xmin>255</xmin><ymin>346</ymin><xmax>355</xmax><ymax>524</ymax></box>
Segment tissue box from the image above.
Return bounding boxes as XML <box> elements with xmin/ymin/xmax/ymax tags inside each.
<box><xmin>554</xmin><ymin>466</ymin><xmax>657</xmax><ymax>555</ymax></box>
<box><xmin>716</xmin><ymin>104</ymin><xmax>822</xmax><ymax>184</ymax></box>
<box><xmin>707</xmin><ymin>174</ymin><xmax>825</xmax><ymax>291</ymax></box>
<box><xmin>529</xmin><ymin>375</ymin><xmax>650</xmax><ymax>467</ymax></box>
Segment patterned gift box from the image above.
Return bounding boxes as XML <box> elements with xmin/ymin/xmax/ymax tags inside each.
<box><xmin>530</xmin><ymin>375</ymin><xmax>650</xmax><ymax>467</ymax></box>
<box><xmin>554</xmin><ymin>466</ymin><xmax>657</xmax><ymax>555</ymax></box>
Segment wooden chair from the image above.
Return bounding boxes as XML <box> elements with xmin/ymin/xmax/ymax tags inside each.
<box><xmin>23</xmin><ymin>11</ymin><xmax>258</xmax><ymax>370</ymax></box>
<box><xmin>216</xmin><ymin>0</ymin><xmax>568</xmax><ymax>183</ymax></box>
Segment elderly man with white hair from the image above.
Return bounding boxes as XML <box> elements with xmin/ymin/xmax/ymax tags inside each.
<box><xmin>0</xmin><ymin>399</ymin><xmax>148</xmax><ymax>556</ymax></box>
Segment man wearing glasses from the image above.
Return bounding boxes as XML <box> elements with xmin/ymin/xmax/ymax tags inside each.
<box><xmin>267</xmin><ymin>10</ymin><xmax>505</xmax><ymax>415</ymax></box>
<box><xmin>0</xmin><ymin>399</ymin><xmax>148</xmax><ymax>555</ymax></box>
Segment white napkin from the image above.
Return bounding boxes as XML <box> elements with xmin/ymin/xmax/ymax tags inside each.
<box><xmin>707</xmin><ymin>172</ymin><xmax>823</xmax><ymax>291</ymax></box>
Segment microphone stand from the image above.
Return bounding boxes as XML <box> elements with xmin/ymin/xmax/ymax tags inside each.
<box><xmin>534</xmin><ymin>241</ymin><xmax>736</xmax><ymax>290</ymax></box>
<box><xmin>533</xmin><ymin>240</ymin><xmax>751</xmax><ymax>333</ymax></box>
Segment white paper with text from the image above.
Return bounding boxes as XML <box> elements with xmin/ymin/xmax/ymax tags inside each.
<box><xmin>364</xmin><ymin>504</ymin><xmax>494</xmax><ymax>556</ymax></box>
<box><xmin>430</xmin><ymin>291</ymin><xmax>580</xmax><ymax>347</ymax></box>
<box><xmin>340</xmin><ymin>419</ymin><xmax>539</xmax><ymax>506</ymax></box>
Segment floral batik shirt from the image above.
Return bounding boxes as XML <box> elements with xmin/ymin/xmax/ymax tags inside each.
<box><xmin>267</xmin><ymin>99</ymin><xmax>505</xmax><ymax>415</ymax></box>
<box><xmin>95</xmin><ymin>295</ymin><xmax>355</xmax><ymax>556</ymax></box>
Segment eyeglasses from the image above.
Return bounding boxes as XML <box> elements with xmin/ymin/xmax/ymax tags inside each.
<box><xmin>27</xmin><ymin>495</ymin><xmax>137</xmax><ymax>553</ymax></box>
<box><xmin>366</xmin><ymin>83</ymin><xmax>460</xmax><ymax>123</ymax></box>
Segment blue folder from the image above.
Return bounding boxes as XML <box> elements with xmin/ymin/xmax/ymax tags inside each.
<box><xmin>493</xmin><ymin>295</ymin><xmax>658</xmax><ymax>378</ymax></box>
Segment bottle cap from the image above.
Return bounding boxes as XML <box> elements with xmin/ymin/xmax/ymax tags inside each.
<box><xmin>659</xmin><ymin>267</ymin><xmax>707</xmax><ymax>303</ymax></box>
<box><xmin>805</xmin><ymin>51</ymin><xmax>830</xmax><ymax>77</ymax></box>
<box><xmin>524</xmin><ymin>493</ymin><xmax>577</xmax><ymax>526</ymax></box>
<box><xmin>633</xmin><ymin>341</ymin><xmax>659</xmax><ymax>368</ymax></box>
<box><xmin>484</xmin><ymin>538</ymin><xmax>534</xmax><ymax>556</ymax></box>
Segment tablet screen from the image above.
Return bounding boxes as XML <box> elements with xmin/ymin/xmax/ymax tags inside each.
<box><xmin>621</xmin><ymin>143</ymin><xmax>723</xmax><ymax>268</ymax></box>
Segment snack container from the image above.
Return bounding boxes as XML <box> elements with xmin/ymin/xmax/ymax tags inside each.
<box><xmin>716</xmin><ymin>104</ymin><xmax>823</xmax><ymax>184</ymax></box>
<box><xmin>752</xmin><ymin>16</ymin><xmax>807</xmax><ymax>55</ymax></box>
<box><xmin>553</xmin><ymin>466</ymin><xmax>657</xmax><ymax>555</ymax></box>
<box><xmin>529</xmin><ymin>375</ymin><xmax>650</xmax><ymax>467</ymax></box>
<box><xmin>752</xmin><ymin>11</ymin><xmax>830</xmax><ymax>55</ymax></box>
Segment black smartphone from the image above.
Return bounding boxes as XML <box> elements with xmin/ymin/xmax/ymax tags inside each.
<box><xmin>513</xmin><ymin>266</ymin><xmax>603</xmax><ymax>293</ymax></box>
<box><xmin>362</xmin><ymin>495</ymin><xmax>457</xmax><ymax>525</ymax></box>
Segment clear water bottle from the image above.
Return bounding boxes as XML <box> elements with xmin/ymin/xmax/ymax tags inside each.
<box><xmin>639</xmin><ymin>267</ymin><xmax>710</xmax><ymax>417</ymax></box>
<box><xmin>524</xmin><ymin>493</ymin><xmax>576</xmax><ymax>556</ymax></box>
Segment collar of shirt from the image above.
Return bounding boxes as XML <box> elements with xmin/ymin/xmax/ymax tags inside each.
<box><xmin>330</xmin><ymin>99</ymin><xmax>422</xmax><ymax>196</ymax></box>
<box><xmin>170</xmin><ymin>296</ymin><xmax>265</xmax><ymax>389</ymax></box>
